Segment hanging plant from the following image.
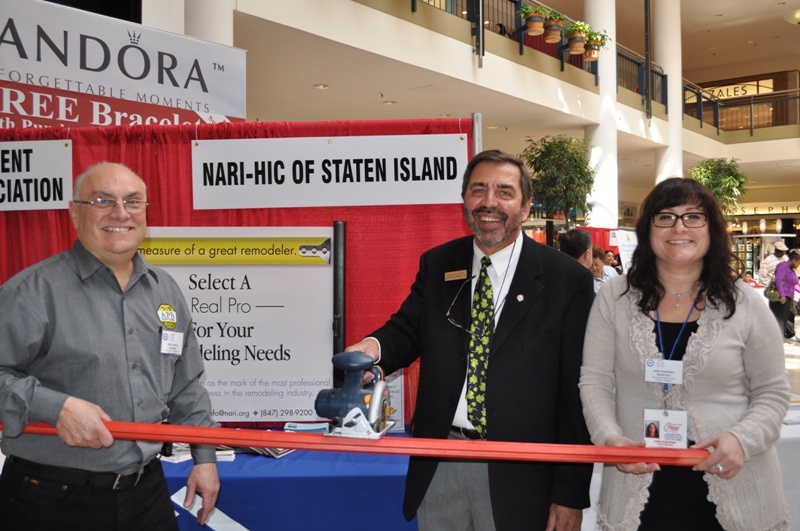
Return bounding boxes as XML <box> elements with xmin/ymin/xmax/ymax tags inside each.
<box><xmin>563</xmin><ymin>21</ymin><xmax>592</xmax><ymax>54</ymax></box>
<box><xmin>584</xmin><ymin>29</ymin><xmax>609</xmax><ymax>62</ymax></box>
<box><xmin>543</xmin><ymin>8</ymin><xmax>567</xmax><ymax>44</ymax></box>
<box><xmin>516</xmin><ymin>5</ymin><xmax>548</xmax><ymax>36</ymax></box>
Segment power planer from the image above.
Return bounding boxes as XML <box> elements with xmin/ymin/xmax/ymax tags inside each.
<box><xmin>314</xmin><ymin>351</ymin><xmax>395</xmax><ymax>439</ymax></box>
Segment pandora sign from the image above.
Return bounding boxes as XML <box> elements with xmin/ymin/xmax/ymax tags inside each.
<box><xmin>0</xmin><ymin>0</ymin><xmax>246</xmax><ymax>118</ymax></box>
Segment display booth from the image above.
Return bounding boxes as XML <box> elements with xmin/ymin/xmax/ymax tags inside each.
<box><xmin>0</xmin><ymin>119</ymin><xmax>474</xmax><ymax>423</ymax></box>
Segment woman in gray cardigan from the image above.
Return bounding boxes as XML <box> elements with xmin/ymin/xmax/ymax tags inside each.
<box><xmin>580</xmin><ymin>178</ymin><xmax>790</xmax><ymax>531</ymax></box>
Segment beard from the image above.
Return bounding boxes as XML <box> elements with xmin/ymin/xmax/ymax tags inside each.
<box><xmin>463</xmin><ymin>205</ymin><xmax>523</xmax><ymax>249</ymax></box>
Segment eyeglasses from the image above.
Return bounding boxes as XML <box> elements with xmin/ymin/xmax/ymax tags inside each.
<box><xmin>73</xmin><ymin>198</ymin><xmax>149</xmax><ymax>212</ymax></box>
<box><xmin>652</xmin><ymin>212</ymin><xmax>708</xmax><ymax>228</ymax></box>
<box><xmin>445</xmin><ymin>275</ymin><xmax>483</xmax><ymax>338</ymax></box>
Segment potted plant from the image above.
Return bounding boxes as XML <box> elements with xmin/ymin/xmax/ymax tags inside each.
<box><xmin>688</xmin><ymin>158</ymin><xmax>749</xmax><ymax>218</ymax></box>
<box><xmin>543</xmin><ymin>8</ymin><xmax>567</xmax><ymax>44</ymax></box>
<box><xmin>519</xmin><ymin>135</ymin><xmax>596</xmax><ymax>246</ymax></box>
<box><xmin>516</xmin><ymin>4</ymin><xmax>548</xmax><ymax>36</ymax></box>
<box><xmin>584</xmin><ymin>29</ymin><xmax>609</xmax><ymax>62</ymax></box>
<box><xmin>563</xmin><ymin>21</ymin><xmax>592</xmax><ymax>55</ymax></box>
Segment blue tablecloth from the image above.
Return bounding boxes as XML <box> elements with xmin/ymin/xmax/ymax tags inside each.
<box><xmin>163</xmin><ymin>448</ymin><xmax>417</xmax><ymax>531</ymax></box>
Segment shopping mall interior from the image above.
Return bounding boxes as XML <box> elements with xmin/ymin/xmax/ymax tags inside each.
<box><xmin>42</xmin><ymin>0</ymin><xmax>800</xmax><ymax>391</ymax></box>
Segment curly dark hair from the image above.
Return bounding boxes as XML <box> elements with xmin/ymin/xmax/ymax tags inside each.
<box><xmin>626</xmin><ymin>178</ymin><xmax>739</xmax><ymax>318</ymax></box>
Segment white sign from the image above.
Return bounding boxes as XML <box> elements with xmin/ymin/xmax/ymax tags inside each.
<box><xmin>613</xmin><ymin>228</ymin><xmax>637</xmax><ymax>274</ymax></box>
<box><xmin>0</xmin><ymin>0</ymin><xmax>246</xmax><ymax>118</ymax></box>
<box><xmin>0</xmin><ymin>139</ymin><xmax>71</xmax><ymax>211</ymax></box>
<box><xmin>142</xmin><ymin>226</ymin><xmax>334</xmax><ymax>423</ymax></box>
<box><xmin>191</xmin><ymin>134</ymin><xmax>469</xmax><ymax>209</ymax></box>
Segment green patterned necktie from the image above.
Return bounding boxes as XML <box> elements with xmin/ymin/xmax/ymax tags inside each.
<box><xmin>466</xmin><ymin>256</ymin><xmax>495</xmax><ymax>435</ymax></box>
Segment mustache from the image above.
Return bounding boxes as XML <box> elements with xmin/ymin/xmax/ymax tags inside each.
<box><xmin>471</xmin><ymin>207</ymin><xmax>507</xmax><ymax>219</ymax></box>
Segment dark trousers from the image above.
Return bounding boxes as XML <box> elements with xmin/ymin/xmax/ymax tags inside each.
<box><xmin>638</xmin><ymin>465</ymin><xmax>723</xmax><ymax>530</ymax></box>
<box><xmin>769</xmin><ymin>298</ymin><xmax>795</xmax><ymax>338</ymax></box>
<box><xmin>0</xmin><ymin>457</ymin><xmax>178</xmax><ymax>531</ymax></box>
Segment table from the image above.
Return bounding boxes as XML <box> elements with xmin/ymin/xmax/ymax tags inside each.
<box><xmin>163</xmin><ymin>418</ymin><xmax>800</xmax><ymax>531</ymax></box>
<box><xmin>163</xmin><ymin>449</ymin><xmax>417</xmax><ymax>531</ymax></box>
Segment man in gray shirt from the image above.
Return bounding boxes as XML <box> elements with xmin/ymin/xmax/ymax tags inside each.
<box><xmin>0</xmin><ymin>162</ymin><xmax>219</xmax><ymax>529</ymax></box>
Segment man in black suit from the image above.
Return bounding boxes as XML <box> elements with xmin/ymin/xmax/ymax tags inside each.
<box><xmin>346</xmin><ymin>149</ymin><xmax>594</xmax><ymax>531</ymax></box>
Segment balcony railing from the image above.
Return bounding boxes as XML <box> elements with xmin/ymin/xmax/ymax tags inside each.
<box><xmin>684</xmin><ymin>83</ymin><xmax>800</xmax><ymax>135</ymax></box>
<box><xmin>416</xmin><ymin>0</ymin><xmax>798</xmax><ymax>133</ymax></box>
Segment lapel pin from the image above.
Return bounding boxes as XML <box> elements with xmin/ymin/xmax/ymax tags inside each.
<box><xmin>516</xmin><ymin>294</ymin><xmax>524</xmax><ymax>302</ymax></box>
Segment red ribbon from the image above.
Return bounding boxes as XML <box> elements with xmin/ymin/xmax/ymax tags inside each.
<box><xmin>5</xmin><ymin>421</ymin><xmax>710</xmax><ymax>466</ymax></box>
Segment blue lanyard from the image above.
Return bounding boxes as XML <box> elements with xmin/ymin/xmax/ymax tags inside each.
<box><xmin>655</xmin><ymin>289</ymin><xmax>701</xmax><ymax>395</ymax></box>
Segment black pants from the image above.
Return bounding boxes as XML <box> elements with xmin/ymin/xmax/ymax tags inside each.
<box><xmin>638</xmin><ymin>465</ymin><xmax>723</xmax><ymax>530</ymax></box>
<box><xmin>769</xmin><ymin>298</ymin><xmax>795</xmax><ymax>338</ymax></box>
<box><xmin>0</xmin><ymin>457</ymin><xmax>178</xmax><ymax>531</ymax></box>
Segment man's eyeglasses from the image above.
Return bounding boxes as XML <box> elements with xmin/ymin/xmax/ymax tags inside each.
<box><xmin>652</xmin><ymin>212</ymin><xmax>708</xmax><ymax>228</ymax></box>
<box><xmin>73</xmin><ymin>198</ymin><xmax>149</xmax><ymax>212</ymax></box>
<box><xmin>445</xmin><ymin>275</ymin><xmax>482</xmax><ymax>338</ymax></box>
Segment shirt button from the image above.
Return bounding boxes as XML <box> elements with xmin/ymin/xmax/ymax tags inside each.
<box><xmin>128</xmin><ymin>329</ymin><xmax>134</xmax><ymax>334</ymax></box>
<box><xmin>137</xmin><ymin>400</ymin><xmax>142</xmax><ymax>406</ymax></box>
<box><xmin>132</xmin><ymin>363</ymin><xmax>137</xmax><ymax>370</ymax></box>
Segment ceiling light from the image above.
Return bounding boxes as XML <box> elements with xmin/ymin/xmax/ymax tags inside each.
<box><xmin>784</xmin><ymin>10</ymin><xmax>800</xmax><ymax>24</ymax></box>
<box><xmin>487</xmin><ymin>125</ymin><xmax>498</xmax><ymax>129</ymax></box>
<box><xmin>439</xmin><ymin>114</ymin><xmax>451</xmax><ymax>117</ymax></box>
<box><xmin>383</xmin><ymin>100</ymin><xmax>397</xmax><ymax>105</ymax></box>
<box><xmin>313</xmin><ymin>84</ymin><xmax>329</xmax><ymax>90</ymax></box>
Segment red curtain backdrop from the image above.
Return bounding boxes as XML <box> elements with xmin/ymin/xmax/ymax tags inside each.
<box><xmin>577</xmin><ymin>225</ymin><xmax>618</xmax><ymax>254</ymax></box>
<box><xmin>0</xmin><ymin>119</ymin><xmax>473</xmax><ymax>423</ymax></box>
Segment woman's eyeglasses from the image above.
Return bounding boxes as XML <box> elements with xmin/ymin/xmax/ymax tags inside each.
<box><xmin>652</xmin><ymin>212</ymin><xmax>707</xmax><ymax>228</ymax></box>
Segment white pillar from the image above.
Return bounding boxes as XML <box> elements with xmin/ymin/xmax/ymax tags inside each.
<box><xmin>184</xmin><ymin>0</ymin><xmax>234</xmax><ymax>46</ymax></box>
<box><xmin>141</xmin><ymin>0</ymin><xmax>184</xmax><ymax>34</ymax></box>
<box><xmin>584</xmin><ymin>0</ymin><xmax>618</xmax><ymax>228</ymax></box>
<box><xmin>653</xmin><ymin>0</ymin><xmax>683</xmax><ymax>182</ymax></box>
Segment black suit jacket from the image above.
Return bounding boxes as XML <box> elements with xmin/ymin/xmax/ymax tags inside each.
<box><xmin>371</xmin><ymin>234</ymin><xmax>594</xmax><ymax>530</ymax></box>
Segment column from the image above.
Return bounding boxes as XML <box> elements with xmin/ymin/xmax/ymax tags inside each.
<box><xmin>584</xmin><ymin>0</ymin><xmax>618</xmax><ymax>228</ymax></box>
<box><xmin>184</xmin><ymin>0</ymin><xmax>234</xmax><ymax>46</ymax></box>
<box><xmin>141</xmin><ymin>0</ymin><xmax>184</xmax><ymax>34</ymax></box>
<box><xmin>653</xmin><ymin>0</ymin><xmax>683</xmax><ymax>182</ymax></box>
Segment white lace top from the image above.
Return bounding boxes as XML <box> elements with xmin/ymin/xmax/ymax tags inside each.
<box><xmin>579</xmin><ymin>275</ymin><xmax>791</xmax><ymax>531</ymax></box>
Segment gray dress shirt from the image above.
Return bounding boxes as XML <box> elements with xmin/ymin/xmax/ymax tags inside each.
<box><xmin>0</xmin><ymin>240</ymin><xmax>217</xmax><ymax>474</ymax></box>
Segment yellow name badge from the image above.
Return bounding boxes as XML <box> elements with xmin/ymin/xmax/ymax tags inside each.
<box><xmin>445</xmin><ymin>270</ymin><xmax>468</xmax><ymax>282</ymax></box>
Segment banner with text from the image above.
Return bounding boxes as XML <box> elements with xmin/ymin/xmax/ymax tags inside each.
<box><xmin>142</xmin><ymin>227</ymin><xmax>334</xmax><ymax>423</ymax></box>
<box><xmin>0</xmin><ymin>79</ymin><xmax>244</xmax><ymax>129</ymax></box>
<box><xmin>0</xmin><ymin>139</ymin><xmax>71</xmax><ymax>211</ymax></box>
<box><xmin>1</xmin><ymin>0</ymin><xmax>246</xmax><ymax>117</ymax></box>
<box><xmin>191</xmin><ymin>134</ymin><xmax>469</xmax><ymax>209</ymax></box>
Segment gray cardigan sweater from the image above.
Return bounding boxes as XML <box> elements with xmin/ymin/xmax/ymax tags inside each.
<box><xmin>579</xmin><ymin>275</ymin><xmax>791</xmax><ymax>531</ymax></box>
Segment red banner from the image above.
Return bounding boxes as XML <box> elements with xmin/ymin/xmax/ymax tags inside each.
<box><xmin>0</xmin><ymin>79</ymin><xmax>243</xmax><ymax>129</ymax></box>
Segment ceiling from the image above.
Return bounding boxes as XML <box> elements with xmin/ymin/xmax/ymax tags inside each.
<box><xmin>234</xmin><ymin>0</ymin><xmax>800</xmax><ymax>205</ymax></box>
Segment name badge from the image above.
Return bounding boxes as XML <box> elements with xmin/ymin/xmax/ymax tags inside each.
<box><xmin>445</xmin><ymin>270</ymin><xmax>469</xmax><ymax>282</ymax></box>
<box><xmin>643</xmin><ymin>408</ymin><xmax>688</xmax><ymax>448</ymax></box>
<box><xmin>161</xmin><ymin>331</ymin><xmax>184</xmax><ymax>356</ymax></box>
<box><xmin>644</xmin><ymin>358</ymin><xmax>683</xmax><ymax>385</ymax></box>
